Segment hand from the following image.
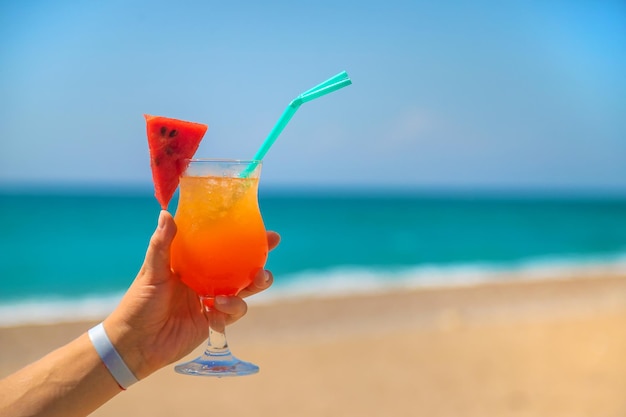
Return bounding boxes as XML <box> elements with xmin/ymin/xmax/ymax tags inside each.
<box><xmin>104</xmin><ymin>210</ymin><xmax>280</xmax><ymax>379</ymax></box>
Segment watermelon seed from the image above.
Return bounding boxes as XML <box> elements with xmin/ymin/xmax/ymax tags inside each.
<box><xmin>160</xmin><ymin>126</ymin><xmax>167</xmax><ymax>137</ymax></box>
<box><xmin>169</xmin><ymin>129</ymin><xmax>178</xmax><ymax>138</ymax></box>
<box><xmin>165</xmin><ymin>146</ymin><xmax>174</xmax><ymax>156</ymax></box>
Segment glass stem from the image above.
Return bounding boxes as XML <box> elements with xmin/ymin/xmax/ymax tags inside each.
<box><xmin>174</xmin><ymin>295</ymin><xmax>259</xmax><ymax>376</ymax></box>
<box><xmin>201</xmin><ymin>297</ymin><xmax>231</xmax><ymax>357</ymax></box>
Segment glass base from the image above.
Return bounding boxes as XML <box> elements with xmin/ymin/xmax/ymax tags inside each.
<box><xmin>175</xmin><ymin>351</ymin><xmax>259</xmax><ymax>377</ymax></box>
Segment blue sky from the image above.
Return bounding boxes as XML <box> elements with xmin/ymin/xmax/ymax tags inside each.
<box><xmin>1</xmin><ymin>0</ymin><xmax>625</xmax><ymax>193</ymax></box>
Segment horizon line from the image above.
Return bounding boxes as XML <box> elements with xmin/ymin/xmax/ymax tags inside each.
<box><xmin>1</xmin><ymin>181</ymin><xmax>626</xmax><ymax>200</ymax></box>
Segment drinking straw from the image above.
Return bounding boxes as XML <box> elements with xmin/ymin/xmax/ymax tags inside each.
<box><xmin>241</xmin><ymin>71</ymin><xmax>352</xmax><ymax>177</ymax></box>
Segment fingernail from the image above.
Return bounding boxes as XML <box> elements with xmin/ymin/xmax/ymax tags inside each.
<box><xmin>215</xmin><ymin>295</ymin><xmax>228</xmax><ymax>305</ymax></box>
<box><xmin>157</xmin><ymin>210</ymin><xmax>166</xmax><ymax>230</ymax></box>
<box><xmin>263</xmin><ymin>270</ymin><xmax>271</xmax><ymax>283</ymax></box>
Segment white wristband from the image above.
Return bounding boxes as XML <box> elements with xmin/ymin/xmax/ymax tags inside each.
<box><xmin>88</xmin><ymin>322</ymin><xmax>139</xmax><ymax>390</ymax></box>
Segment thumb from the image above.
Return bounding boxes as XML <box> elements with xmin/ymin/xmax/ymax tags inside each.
<box><xmin>142</xmin><ymin>210</ymin><xmax>177</xmax><ymax>275</ymax></box>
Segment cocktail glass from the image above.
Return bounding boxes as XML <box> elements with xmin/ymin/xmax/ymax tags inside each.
<box><xmin>171</xmin><ymin>159</ymin><xmax>268</xmax><ymax>377</ymax></box>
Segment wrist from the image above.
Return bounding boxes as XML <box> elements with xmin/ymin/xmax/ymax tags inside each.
<box><xmin>88</xmin><ymin>322</ymin><xmax>139</xmax><ymax>389</ymax></box>
<box><xmin>100</xmin><ymin>317</ymin><xmax>153</xmax><ymax>380</ymax></box>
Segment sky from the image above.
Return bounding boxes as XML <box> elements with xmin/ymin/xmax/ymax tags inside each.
<box><xmin>1</xmin><ymin>0</ymin><xmax>625</xmax><ymax>194</ymax></box>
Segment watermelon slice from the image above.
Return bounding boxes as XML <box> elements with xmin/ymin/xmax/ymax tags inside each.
<box><xmin>145</xmin><ymin>114</ymin><xmax>208</xmax><ymax>209</ymax></box>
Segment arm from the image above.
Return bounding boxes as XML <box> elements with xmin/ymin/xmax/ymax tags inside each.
<box><xmin>0</xmin><ymin>211</ymin><xmax>280</xmax><ymax>417</ymax></box>
<box><xmin>0</xmin><ymin>333</ymin><xmax>121</xmax><ymax>417</ymax></box>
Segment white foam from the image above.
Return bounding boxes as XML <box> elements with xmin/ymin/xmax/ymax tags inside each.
<box><xmin>0</xmin><ymin>293</ymin><xmax>123</xmax><ymax>328</ymax></box>
<box><xmin>2</xmin><ymin>252</ymin><xmax>626</xmax><ymax>327</ymax></box>
<box><xmin>250</xmin><ymin>252</ymin><xmax>626</xmax><ymax>305</ymax></box>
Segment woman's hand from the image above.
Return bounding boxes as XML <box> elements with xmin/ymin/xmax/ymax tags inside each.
<box><xmin>104</xmin><ymin>210</ymin><xmax>280</xmax><ymax>379</ymax></box>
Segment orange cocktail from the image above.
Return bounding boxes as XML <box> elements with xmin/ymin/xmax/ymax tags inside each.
<box><xmin>171</xmin><ymin>159</ymin><xmax>267</xmax><ymax>377</ymax></box>
<box><xmin>171</xmin><ymin>172</ymin><xmax>267</xmax><ymax>297</ymax></box>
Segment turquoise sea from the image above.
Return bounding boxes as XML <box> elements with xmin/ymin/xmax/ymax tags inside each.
<box><xmin>1</xmin><ymin>188</ymin><xmax>626</xmax><ymax>326</ymax></box>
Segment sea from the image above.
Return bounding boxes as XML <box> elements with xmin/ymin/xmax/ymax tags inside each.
<box><xmin>1</xmin><ymin>187</ymin><xmax>626</xmax><ymax>327</ymax></box>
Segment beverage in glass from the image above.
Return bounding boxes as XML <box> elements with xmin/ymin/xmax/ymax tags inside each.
<box><xmin>171</xmin><ymin>159</ymin><xmax>267</xmax><ymax>376</ymax></box>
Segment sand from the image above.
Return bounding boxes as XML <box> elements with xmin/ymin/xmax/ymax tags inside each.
<box><xmin>1</xmin><ymin>274</ymin><xmax>626</xmax><ymax>417</ymax></box>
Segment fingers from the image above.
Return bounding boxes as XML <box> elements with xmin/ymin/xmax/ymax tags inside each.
<box><xmin>142</xmin><ymin>210</ymin><xmax>177</xmax><ymax>275</ymax></box>
<box><xmin>215</xmin><ymin>268</ymin><xmax>273</xmax><ymax>325</ymax></box>
<box><xmin>183</xmin><ymin>230</ymin><xmax>278</xmax><ymax>326</ymax></box>
<box><xmin>214</xmin><ymin>296</ymin><xmax>247</xmax><ymax>325</ymax></box>
<box><xmin>228</xmin><ymin>232</ymin><xmax>278</xmax><ymax>299</ymax></box>
<box><xmin>267</xmin><ymin>231</ymin><xmax>281</xmax><ymax>251</ymax></box>
<box><xmin>238</xmin><ymin>269</ymin><xmax>273</xmax><ymax>299</ymax></box>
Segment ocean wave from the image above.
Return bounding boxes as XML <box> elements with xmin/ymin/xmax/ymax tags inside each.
<box><xmin>249</xmin><ymin>251</ymin><xmax>626</xmax><ymax>304</ymax></box>
<box><xmin>0</xmin><ymin>294</ymin><xmax>124</xmax><ymax>328</ymax></box>
<box><xmin>1</xmin><ymin>252</ymin><xmax>626</xmax><ymax>327</ymax></box>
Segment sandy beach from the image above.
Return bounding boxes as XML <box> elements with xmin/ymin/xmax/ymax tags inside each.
<box><xmin>1</xmin><ymin>274</ymin><xmax>626</xmax><ymax>417</ymax></box>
